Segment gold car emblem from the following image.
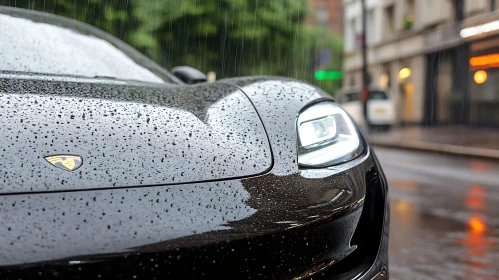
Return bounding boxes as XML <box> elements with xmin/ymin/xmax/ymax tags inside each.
<box><xmin>44</xmin><ymin>155</ymin><xmax>83</xmax><ymax>171</ymax></box>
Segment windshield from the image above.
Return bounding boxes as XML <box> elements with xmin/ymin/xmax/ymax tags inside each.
<box><xmin>344</xmin><ymin>92</ymin><xmax>360</xmax><ymax>102</ymax></box>
<box><xmin>340</xmin><ymin>90</ymin><xmax>388</xmax><ymax>103</ymax></box>
<box><xmin>369</xmin><ymin>91</ymin><xmax>388</xmax><ymax>100</ymax></box>
<box><xmin>0</xmin><ymin>13</ymin><xmax>167</xmax><ymax>83</ymax></box>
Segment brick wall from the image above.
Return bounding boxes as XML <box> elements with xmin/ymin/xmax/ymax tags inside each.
<box><xmin>306</xmin><ymin>0</ymin><xmax>344</xmax><ymax>34</ymax></box>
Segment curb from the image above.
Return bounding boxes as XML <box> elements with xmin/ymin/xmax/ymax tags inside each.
<box><xmin>369</xmin><ymin>139</ymin><xmax>499</xmax><ymax>161</ymax></box>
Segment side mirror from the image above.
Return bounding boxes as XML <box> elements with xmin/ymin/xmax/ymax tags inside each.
<box><xmin>171</xmin><ymin>66</ymin><xmax>207</xmax><ymax>84</ymax></box>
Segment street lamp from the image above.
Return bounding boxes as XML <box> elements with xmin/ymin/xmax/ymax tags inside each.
<box><xmin>398</xmin><ymin>68</ymin><xmax>411</xmax><ymax>80</ymax></box>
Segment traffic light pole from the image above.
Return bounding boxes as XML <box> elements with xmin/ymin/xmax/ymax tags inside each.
<box><xmin>361</xmin><ymin>0</ymin><xmax>369</xmax><ymax>126</ymax></box>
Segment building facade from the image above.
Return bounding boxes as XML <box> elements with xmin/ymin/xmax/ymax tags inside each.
<box><xmin>343</xmin><ymin>0</ymin><xmax>499</xmax><ymax>127</ymax></box>
<box><xmin>307</xmin><ymin>0</ymin><xmax>344</xmax><ymax>34</ymax></box>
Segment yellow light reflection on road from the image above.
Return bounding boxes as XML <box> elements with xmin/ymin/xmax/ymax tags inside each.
<box><xmin>469</xmin><ymin>216</ymin><xmax>486</xmax><ymax>233</ymax></box>
<box><xmin>466</xmin><ymin>185</ymin><xmax>485</xmax><ymax>210</ymax></box>
<box><xmin>459</xmin><ymin>215</ymin><xmax>489</xmax><ymax>278</ymax></box>
<box><xmin>469</xmin><ymin>161</ymin><xmax>491</xmax><ymax>172</ymax></box>
<box><xmin>389</xmin><ymin>180</ymin><xmax>416</xmax><ymax>191</ymax></box>
<box><xmin>390</xmin><ymin>198</ymin><xmax>418</xmax><ymax>259</ymax></box>
<box><xmin>395</xmin><ymin>199</ymin><xmax>412</xmax><ymax>212</ymax></box>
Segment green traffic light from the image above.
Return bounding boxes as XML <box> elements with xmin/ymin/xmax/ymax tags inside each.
<box><xmin>314</xmin><ymin>71</ymin><xmax>343</xmax><ymax>80</ymax></box>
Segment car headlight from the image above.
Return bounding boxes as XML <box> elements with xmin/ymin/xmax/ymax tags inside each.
<box><xmin>297</xmin><ymin>102</ymin><xmax>364</xmax><ymax>167</ymax></box>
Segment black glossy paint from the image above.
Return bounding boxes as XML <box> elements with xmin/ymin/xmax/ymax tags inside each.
<box><xmin>0</xmin><ymin>74</ymin><xmax>271</xmax><ymax>193</ymax></box>
<box><xmin>0</xmin><ymin>7</ymin><xmax>389</xmax><ymax>280</ymax></box>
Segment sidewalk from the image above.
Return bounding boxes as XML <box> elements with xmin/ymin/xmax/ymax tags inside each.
<box><xmin>367</xmin><ymin>125</ymin><xmax>499</xmax><ymax>160</ymax></box>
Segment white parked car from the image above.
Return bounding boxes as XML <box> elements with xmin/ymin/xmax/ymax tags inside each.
<box><xmin>337</xmin><ymin>88</ymin><xmax>396</xmax><ymax>130</ymax></box>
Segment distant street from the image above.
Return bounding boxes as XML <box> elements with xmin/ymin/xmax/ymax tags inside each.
<box><xmin>375</xmin><ymin>148</ymin><xmax>499</xmax><ymax>280</ymax></box>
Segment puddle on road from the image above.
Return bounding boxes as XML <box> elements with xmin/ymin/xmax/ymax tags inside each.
<box><xmin>389</xmin><ymin>184</ymin><xmax>499</xmax><ymax>280</ymax></box>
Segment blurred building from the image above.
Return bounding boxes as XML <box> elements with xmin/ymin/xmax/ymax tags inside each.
<box><xmin>307</xmin><ymin>0</ymin><xmax>344</xmax><ymax>34</ymax></box>
<box><xmin>343</xmin><ymin>0</ymin><xmax>499</xmax><ymax>127</ymax></box>
<box><xmin>306</xmin><ymin>0</ymin><xmax>344</xmax><ymax>74</ymax></box>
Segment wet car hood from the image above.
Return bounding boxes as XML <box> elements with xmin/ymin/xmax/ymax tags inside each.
<box><xmin>0</xmin><ymin>75</ymin><xmax>272</xmax><ymax>194</ymax></box>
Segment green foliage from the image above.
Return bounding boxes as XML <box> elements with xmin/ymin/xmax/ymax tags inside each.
<box><xmin>403</xmin><ymin>14</ymin><xmax>414</xmax><ymax>31</ymax></box>
<box><xmin>0</xmin><ymin>0</ymin><xmax>137</xmax><ymax>40</ymax></box>
<box><xmin>1</xmin><ymin>0</ymin><xmax>343</xmax><ymax>94</ymax></box>
<box><xmin>129</xmin><ymin>0</ymin><xmax>309</xmax><ymax>77</ymax></box>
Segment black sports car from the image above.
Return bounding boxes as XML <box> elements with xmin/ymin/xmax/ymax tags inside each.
<box><xmin>0</xmin><ymin>7</ymin><xmax>389</xmax><ymax>280</ymax></box>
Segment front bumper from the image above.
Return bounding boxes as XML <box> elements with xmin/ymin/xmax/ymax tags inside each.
<box><xmin>0</xmin><ymin>150</ymin><xmax>388</xmax><ymax>279</ymax></box>
<box><xmin>312</xmin><ymin>156</ymin><xmax>390</xmax><ymax>280</ymax></box>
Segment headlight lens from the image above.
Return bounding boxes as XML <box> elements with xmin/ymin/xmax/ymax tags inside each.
<box><xmin>297</xmin><ymin>102</ymin><xmax>363</xmax><ymax>167</ymax></box>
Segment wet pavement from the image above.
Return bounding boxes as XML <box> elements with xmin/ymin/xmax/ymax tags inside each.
<box><xmin>375</xmin><ymin>147</ymin><xmax>499</xmax><ymax>280</ymax></box>
<box><xmin>370</xmin><ymin>126</ymin><xmax>499</xmax><ymax>150</ymax></box>
<box><xmin>368</xmin><ymin>126</ymin><xmax>499</xmax><ymax>160</ymax></box>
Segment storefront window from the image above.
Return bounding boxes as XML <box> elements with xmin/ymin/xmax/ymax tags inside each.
<box><xmin>468</xmin><ymin>42</ymin><xmax>499</xmax><ymax>126</ymax></box>
<box><xmin>436</xmin><ymin>54</ymin><xmax>453</xmax><ymax>123</ymax></box>
<box><xmin>469</xmin><ymin>67</ymin><xmax>499</xmax><ymax>126</ymax></box>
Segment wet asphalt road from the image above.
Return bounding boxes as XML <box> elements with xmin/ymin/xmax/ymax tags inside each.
<box><xmin>375</xmin><ymin>147</ymin><xmax>499</xmax><ymax>280</ymax></box>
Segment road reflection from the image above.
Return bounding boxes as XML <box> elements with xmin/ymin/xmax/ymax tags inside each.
<box><xmin>460</xmin><ymin>183</ymin><xmax>492</xmax><ymax>279</ymax></box>
<box><xmin>388</xmin><ymin>179</ymin><xmax>499</xmax><ymax>280</ymax></box>
<box><xmin>375</xmin><ymin>148</ymin><xmax>499</xmax><ymax>279</ymax></box>
<box><xmin>459</xmin><ymin>215</ymin><xmax>490</xmax><ymax>279</ymax></box>
<box><xmin>466</xmin><ymin>185</ymin><xmax>485</xmax><ymax>210</ymax></box>
<box><xmin>389</xmin><ymin>181</ymin><xmax>418</xmax><ymax>265</ymax></box>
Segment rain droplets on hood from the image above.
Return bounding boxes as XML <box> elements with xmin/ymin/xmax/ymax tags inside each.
<box><xmin>0</xmin><ymin>80</ymin><xmax>272</xmax><ymax>193</ymax></box>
